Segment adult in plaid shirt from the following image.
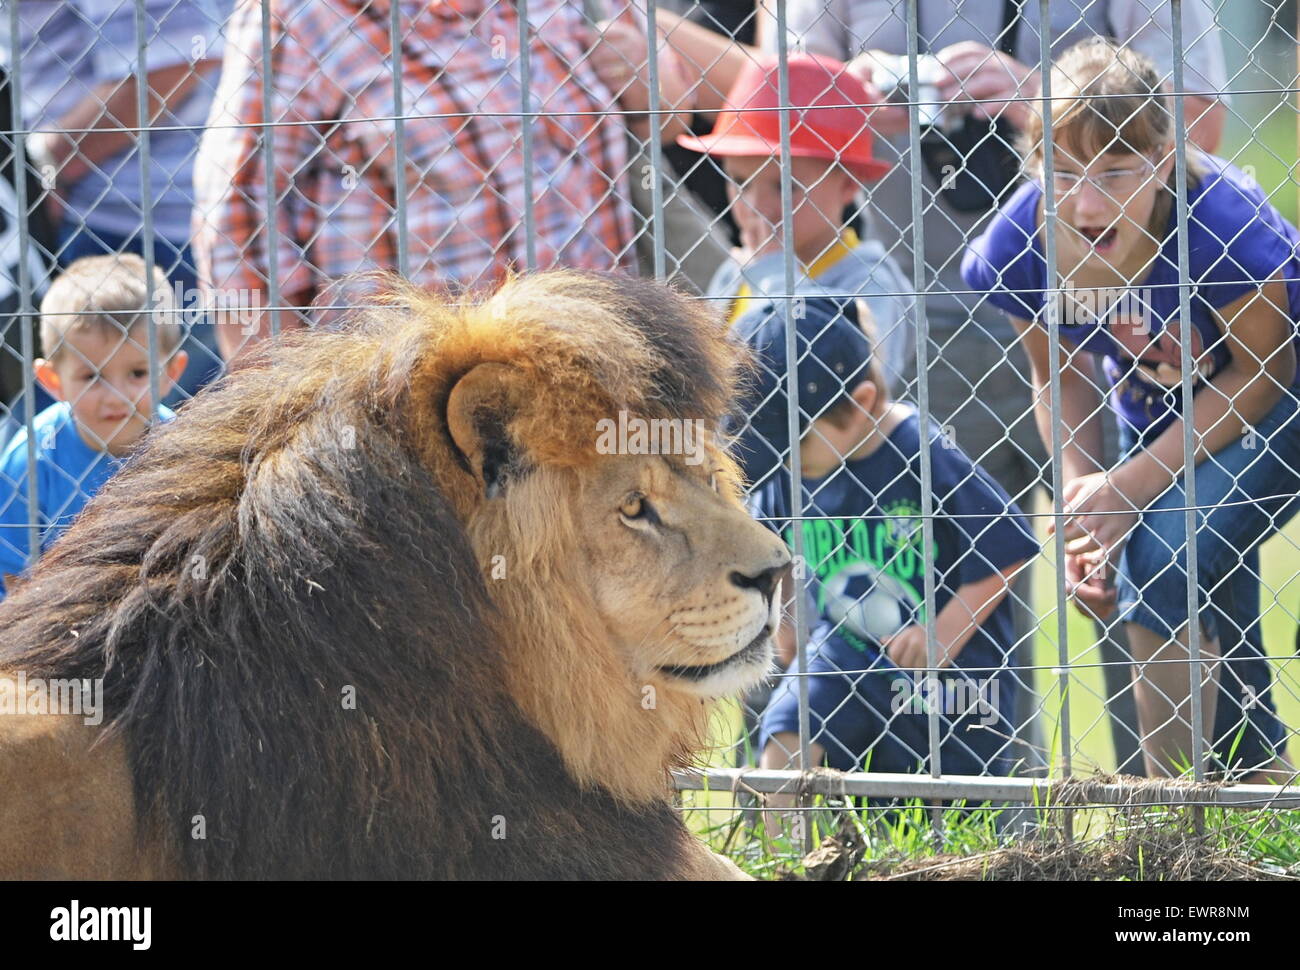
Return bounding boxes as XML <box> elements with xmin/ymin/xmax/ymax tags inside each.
<box><xmin>193</xmin><ymin>0</ymin><xmax>637</xmax><ymax>362</ymax></box>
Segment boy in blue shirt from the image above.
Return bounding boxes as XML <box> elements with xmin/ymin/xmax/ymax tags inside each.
<box><xmin>732</xmin><ymin>297</ymin><xmax>1039</xmax><ymax>793</ymax></box>
<box><xmin>0</xmin><ymin>254</ymin><xmax>185</xmax><ymax>596</ymax></box>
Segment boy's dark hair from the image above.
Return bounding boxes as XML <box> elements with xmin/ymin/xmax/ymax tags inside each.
<box><xmin>730</xmin><ymin>295</ymin><xmax>879</xmax><ymax>484</ymax></box>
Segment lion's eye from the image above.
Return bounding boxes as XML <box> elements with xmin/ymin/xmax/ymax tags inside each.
<box><xmin>619</xmin><ymin>492</ymin><xmax>659</xmax><ymax>526</ymax></box>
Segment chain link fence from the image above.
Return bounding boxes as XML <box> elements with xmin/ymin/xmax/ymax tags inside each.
<box><xmin>3</xmin><ymin>0</ymin><xmax>1300</xmax><ymax>876</ymax></box>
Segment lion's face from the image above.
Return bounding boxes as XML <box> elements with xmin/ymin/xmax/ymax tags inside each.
<box><xmin>575</xmin><ymin>454</ymin><xmax>791</xmax><ymax>699</ymax></box>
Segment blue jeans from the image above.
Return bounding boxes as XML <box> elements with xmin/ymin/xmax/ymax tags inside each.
<box><xmin>1115</xmin><ymin>390</ymin><xmax>1300</xmax><ymax>773</ymax></box>
<box><xmin>38</xmin><ymin>223</ymin><xmax>222</xmax><ymax>411</ymax></box>
<box><xmin>760</xmin><ymin>630</ymin><xmax>1019</xmax><ymax>776</ymax></box>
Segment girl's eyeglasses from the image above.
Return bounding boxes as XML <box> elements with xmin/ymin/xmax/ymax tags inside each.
<box><xmin>1032</xmin><ymin>157</ymin><xmax>1156</xmax><ymax>199</ymax></box>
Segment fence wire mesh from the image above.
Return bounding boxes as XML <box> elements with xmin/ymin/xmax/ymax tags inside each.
<box><xmin>3</xmin><ymin>0</ymin><xmax>1300</xmax><ymax>877</ymax></box>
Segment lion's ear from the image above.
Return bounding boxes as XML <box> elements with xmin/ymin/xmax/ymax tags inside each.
<box><xmin>447</xmin><ymin>362</ymin><xmax>532</xmax><ymax>499</ymax></box>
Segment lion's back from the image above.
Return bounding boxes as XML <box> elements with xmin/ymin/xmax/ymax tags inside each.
<box><xmin>0</xmin><ymin>710</ymin><xmax>173</xmax><ymax>879</ymax></box>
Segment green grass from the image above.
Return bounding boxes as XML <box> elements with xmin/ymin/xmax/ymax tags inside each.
<box><xmin>684</xmin><ymin>789</ymin><xmax>1300</xmax><ymax>880</ymax></box>
<box><xmin>1027</xmin><ymin>495</ymin><xmax>1300</xmax><ymax>777</ymax></box>
<box><xmin>1221</xmin><ymin>107</ymin><xmax>1299</xmax><ymax>228</ymax></box>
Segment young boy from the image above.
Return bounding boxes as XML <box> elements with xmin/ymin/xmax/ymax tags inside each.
<box><xmin>678</xmin><ymin>52</ymin><xmax>913</xmax><ymax>398</ymax></box>
<box><xmin>731</xmin><ymin>296</ymin><xmax>1039</xmax><ymax>791</ymax></box>
<box><xmin>0</xmin><ymin>254</ymin><xmax>186</xmax><ymax>596</ymax></box>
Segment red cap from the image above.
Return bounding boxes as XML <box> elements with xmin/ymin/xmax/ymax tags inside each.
<box><xmin>676</xmin><ymin>53</ymin><xmax>891</xmax><ymax>181</ymax></box>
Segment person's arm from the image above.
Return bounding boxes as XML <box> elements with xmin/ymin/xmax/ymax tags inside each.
<box><xmin>192</xmin><ymin>1</ymin><xmax>325</xmax><ymax>365</ymax></box>
<box><xmin>33</xmin><ymin>63</ymin><xmax>217</xmax><ymax>197</ymax></box>
<box><xmin>586</xmin><ymin>4</ymin><xmax>756</xmax><ymax>132</ymax></box>
<box><xmin>929</xmin><ymin>45</ymin><xmax>1220</xmax><ymax>148</ymax></box>
<box><xmin>1009</xmin><ymin>313</ymin><xmax>1105</xmax><ymax>482</ymax></box>
<box><xmin>653</xmin><ymin>10</ymin><xmax>756</xmax><ymax>115</ymax></box>
<box><xmin>1004</xmin><ymin>310</ymin><xmax>1123</xmax><ymax>614</ymax></box>
<box><xmin>37</xmin><ymin>0</ymin><xmax>225</xmax><ymax>214</ymax></box>
<box><xmin>588</xmin><ymin>6</ymin><xmax>698</xmax><ymax>144</ymax></box>
<box><xmin>1109</xmin><ymin>276</ymin><xmax>1294</xmax><ymax>513</ymax></box>
<box><xmin>881</xmin><ymin>561</ymin><xmax>1026</xmax><ymax>669</ymax></box>
<box><xmin>1060</xmin><ymin>275</ymin><xmax>1295</xmax><ymax>559</ymax></box>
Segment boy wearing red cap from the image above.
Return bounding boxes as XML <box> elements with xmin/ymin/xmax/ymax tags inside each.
<box><xmin>678</xmin><ymin>53</ymin><xmax>912</xmax><ymax>400</ymax></box>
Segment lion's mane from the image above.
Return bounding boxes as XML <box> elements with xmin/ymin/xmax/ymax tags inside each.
<box><xmin>0</xmin><ymin>271</ymin><xmax>748</xmax><ymax>879</ymax></box>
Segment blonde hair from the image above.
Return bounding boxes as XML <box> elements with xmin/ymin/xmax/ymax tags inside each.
<box><xmin>1021</xmin><ymin>37</ymin><xmax>1208</xmax><ymax>232</ymax></box>
<box><xmin>39</xmin><ymin>254</ymin><xmax>181</xmax><ymax>364</ymax></box>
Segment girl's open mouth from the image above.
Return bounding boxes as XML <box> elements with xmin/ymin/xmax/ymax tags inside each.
<box><xmin>1079</xmin><ymin>226</ymin><xmax>1118</xmax><ymax>252</ymax></box>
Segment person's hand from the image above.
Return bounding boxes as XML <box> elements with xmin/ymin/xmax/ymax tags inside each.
<box><xmin>589</xmin><ymin>12</ymin><xmax>696</xmax><ymax>118</ymax></box>
<box><xmin>844</xmin><ymin>53</ymin><xmax>911</xmax><ymax>139</ymax></box>
<box><xmin>881</xmin><ymin>624</ymin><xmax>951</xmax><ymax>670</ymax></box>
<box><xmin>1064</xmin><ymin>548</ymin><xmax>1119</xmax><ymax>622</ymax></box>
<box><xmin>588</xmin><ymin>18</ymin><xmax>648</xmax><ymax>108</ymax></box>
<box><xmin>1054</xmin><ymin>471</ymin><xmax>1140</xmax><ymax>559</ymax></box>
<box><xmin>933</xmin><ymin>41</ymin><xmax>1033</xmax><ymax>126</ymax></box>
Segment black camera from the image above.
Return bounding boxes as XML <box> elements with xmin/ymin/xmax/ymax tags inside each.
<box><xmin>873</xmin><ymin>54</ymin><xmax>1023</xmax><ymax>214</ymax></box>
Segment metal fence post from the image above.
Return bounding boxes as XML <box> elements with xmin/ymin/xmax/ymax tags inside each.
<box><xmin>1170</xmin><ymin>0</ymin><xmax>1206</xmax><ymax>791</ymax></box>
<box><xmin>258</xmin><ymin>0</ymin><xmax>281</xmax><ymax>339</ymax></box>
<box><xmin>1038</xmin><ymin>0</ymin><xmax>1074</xmax><ymax>843</ymax></box>
<box><xmin>134</xmin><ymin>0</ymin><xmax>162</xmax><ymax>425</ymax></box>
<box><xmin>904</xmin><ymin>0</ymin><xmax>941</xmax><ymax>792</ymax></box>
<box><xmin>773</xmin><ymin>0</ymin><xmax>813</xmax><ymax>855</ymax></box>
<box><xmin>5</xmin><ymin>1</ymin><xmax>38</xmax><ymax>571</ymax></box>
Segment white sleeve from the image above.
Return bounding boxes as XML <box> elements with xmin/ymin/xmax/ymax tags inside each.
<box><xmin>88</xmin><ymin>0</ymin><xmax>227</xmax><ymax>80</ymax></box>
<box><xmin>1108</xmin><ymin>0</ymin><xmax>1227</xmax><ymax>98</ymax></box>
<box><xmin>767</xmin><ymin>0</ymin><xmax>852</xmax><ymax>58</ymax></box>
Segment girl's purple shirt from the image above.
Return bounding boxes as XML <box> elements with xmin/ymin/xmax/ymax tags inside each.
<box><xmin>962</xmin><ymin>153</ymin><xmax>1300</xmax><ymax>435</ymax></box>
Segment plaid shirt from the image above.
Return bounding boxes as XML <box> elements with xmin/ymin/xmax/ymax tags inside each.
<box><xmin>193</xmin><ymin>0</ymin><xmax>636</xmax><ymax>312</ymax></box>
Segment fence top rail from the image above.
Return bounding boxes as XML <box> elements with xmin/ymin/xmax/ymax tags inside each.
<box><xmin>673</xmin><ymin>768</ymin><xmax>1300</xmax><ymax>809</ymax></box>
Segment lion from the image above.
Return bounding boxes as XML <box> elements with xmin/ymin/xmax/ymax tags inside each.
<box><xmin>0</xmin><ymin>270</ymin><xmax>790</xmax><ymax>880</ymax></box>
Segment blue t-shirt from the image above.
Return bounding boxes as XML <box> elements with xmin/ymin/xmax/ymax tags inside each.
<box><xmin>753</xmin><ymin>406</ymin><xmax>1040</xmax><ymax>668</ymax></box>
<box><xmin>0</xmin><ymin>401</ymin><xmax>175</xmax><ymax>595</ymax></box>
<box><xmin>961</xmin><ymin>154</ymin><xmax>1300</xmax><ymax>436</ymax></box>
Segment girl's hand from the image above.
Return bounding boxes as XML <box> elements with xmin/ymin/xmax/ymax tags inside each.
<box><xmin>1055</xmin><ymin>471</ymin><xmax>1140</xmax><ymax>557</ymax></box>
<box><xmin>1064</xmin><ymin>549</ymin><xmax>1118</xmax><ymax>622</ymax></box>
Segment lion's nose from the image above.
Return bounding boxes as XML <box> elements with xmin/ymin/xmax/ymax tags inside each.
<box><xmin>730</xmin><ymin>563</ymin><xmax>787</xmax><ymax>603</ymax></box>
